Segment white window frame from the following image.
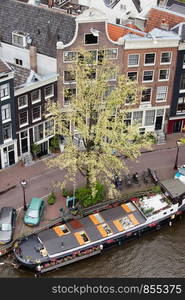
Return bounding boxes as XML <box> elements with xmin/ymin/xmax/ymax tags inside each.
<box><xmin>12</xmin><ymin>32</ymin><xmax>27</xmax><ymax>47</ymax></box>
<box><xmin>32</xmin><ymin>106</ymin><xmax>42</xmax><ymax>123</ymax></box>
<box><xmin>1</xmin><ymin>104</ymin><xmax>11</xmax><ymax>123</ymax></box>
<box><xmin>104</xmin><ymin>48</ymin><xmax>118</xmax><ymax>59</ymax></box>
<box><xmin>156</xmin><ymin>86</ymin><xmax>168</xmax><ymax>102</ymax></box>
<box><xmin>143</xmin><ymin>70</ymin><xmax>154</xmax><ymax>82</ymax></box>
<box><xmin>3</xmin><ymin>123</ymin><xmax>12</xmax><ymax>141</ymax></box>
<box><xmin>19</xmin><ymin>110</ymin><xmax>28</xmax><ymax>128</ymax></box>
<box><xmin>144</xmin><ymin>110</ymin><xmax>155</xmax><ymax>126</ymax></box>
<box><xmin>31</xmin><ymin>89</ymin><xmax>41</xmax><ymax>104</ymax></box>
<box><xmin>63</xmin><ymin>88</ymin><xmax>76</xmax><ymax>106</ymax></box>
<box><xmin>127</xmin><ymin>71</ymin><xmax>138</xmax><ymax>81</ymax></box>
<box><xmin>158</xmin><ymin>69</ymin><xmax>170</xmax><ymax>81</ymax></box>
<box><xmin>18</xmin><ymin>94</ymin><xmax>28</xmax><ymax>110</ymax></box>
<box><xmin>0</xmin><ymin>83</ymin><xmax>10</xmax><ymax>101</ymax></box>
<box><xmin>128</xmin><ymin>54</ymin><xmax>140</xmax><ymax>67</ymax></box>
<box><xmin>160</xmin><ymin>52</ymin><xmax>172</xmax><ymax>65</ymax></box>
<box><xmin>63</xmin><ymin>51</ymin><xmax>78</xmax><ymax>63</ymax></box>
<box><xmin>44</xmin><ymin>85</ymin><xmax>54</xmax><ymax>100</ymax></box>
<box><xmin>144</xmin><ymin>53</ymin><xmax>156</xmax><ymax>66</ymax></box>
<box><xmin>15</xmin><ymin>58</ymin><xmax>23</xmax><ymax>66</ymax></box>
<box><xmin>177</xmin><ymin>97</ymin><xmax>185</xmax><ymax>114</ymax></box>
<box><xmin>141</xmin><ymin>88</ymin><xmax>152</xmax><ymax>103</ymax></box>
<box><xmin>33</xmin><ymin>123</ymin><xmax>44</xmax><ymax>143</ymax></box>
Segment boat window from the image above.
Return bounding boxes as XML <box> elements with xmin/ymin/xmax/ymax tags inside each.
<box><xmin>60</xmin><ymin>224</ymin><xmax>70</xmax><ymax>234</ymax></box>
<box><xmin>80</xmin><ymin>231</ymin><xmax>90</xmax><ymax>243</ymax></box>
<box><xmin>94</xmin><ymin>213</ymin><xmax>104</xmax><ymax>223</ymax></box>
<box><xmin>102</xmin><ymin>223</ymin><xmax>112</xmax><ymax>235</ymax></box>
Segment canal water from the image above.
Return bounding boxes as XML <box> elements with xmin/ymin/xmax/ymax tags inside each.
<box><xmin>1</xmin><ymin>216</ymin><xmax>185</xmax><ymax>278</ymax></box>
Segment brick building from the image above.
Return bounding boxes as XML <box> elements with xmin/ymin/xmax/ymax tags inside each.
<box><xmin>56</xmin><ymin>7</ymin><xmax>180</xmax><ymax>136</ymax></box>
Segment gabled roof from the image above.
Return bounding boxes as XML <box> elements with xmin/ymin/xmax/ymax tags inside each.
<box><xmin>144</xmin><ymin>7</ymin><xmax>185</xmax><ymax>32</ymax></box>
<box><xmin>0</xmin><ymin>0</ymin><xmax>76</xmax><ymax>58</ymax></box>
<box><xmin>107</xmin><ymin>23</ymin><xmax>145</xmax><ymax>41</ymax></box>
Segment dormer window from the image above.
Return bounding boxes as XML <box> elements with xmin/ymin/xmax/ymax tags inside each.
<box><xmin>12</xmin><ymin>32</ymin><xmax>27</xmax><ymax>47</ymax></box>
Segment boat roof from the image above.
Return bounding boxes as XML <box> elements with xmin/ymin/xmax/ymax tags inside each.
<box><xmin>160</xmin><ymin>179</ymin><xmax>185</xmax><ymax>199</ymax></box>
<box><xmin>37</xmin><ymin>201</ymin><xmax>146</xmax><ymax>257</ymax></box>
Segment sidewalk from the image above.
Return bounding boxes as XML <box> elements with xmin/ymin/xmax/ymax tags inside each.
<box><xmin>0</xmin><ymin>133</ymin><xmax>181</xmax><ymax>195</ymax></box>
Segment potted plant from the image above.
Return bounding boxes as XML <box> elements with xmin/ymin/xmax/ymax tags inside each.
<box><xmin>31</xmin><ymin>143</ymin><xmax>40</xmax><ymax>160</ymax></box>
<box><xmin>49</xmin><ymin>135</ymin><xmax>60</xmax><ymax>153</ymax></box>
<box><xmin>47</xmin><ymin>191</ymin><xmax>56</xmax><ymax>205</ymax></box>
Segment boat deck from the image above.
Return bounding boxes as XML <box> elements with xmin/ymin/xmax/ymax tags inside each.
<box><xmin>36</xmin><ymin>201</ymin><xmax>146</xmax><ymax>257</ymax></box>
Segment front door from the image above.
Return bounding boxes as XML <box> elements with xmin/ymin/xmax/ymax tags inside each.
<box><xmin>8</xmin><ymin>149</ymin><xmax>15</xmax><ymax>165</ymax></box>
<box><xmin>155</xmin><ymin>116</ymin><xmax>163</xmax><ymax>130</ymax></box>
<box><xmin>173</xmin><ymin>120</ymin><xmax>182</xmax><ymax>133</ymax></box>
<box><xmin>20</xmin><ymin>130</ymin><xmax>29</xmax><ymax>154</ymax></box>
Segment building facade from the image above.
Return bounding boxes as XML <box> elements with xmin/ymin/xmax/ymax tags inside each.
<box><xmin>0</xmin><ymin>59</ymin><xmax>18</xmax><ymax>169</ymax></box>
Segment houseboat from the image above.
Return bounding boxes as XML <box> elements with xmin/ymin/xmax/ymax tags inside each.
<box><xmin>13</xmin><ymin>178</ymin><xmax>185</xmax><ymax>274</ymax></box>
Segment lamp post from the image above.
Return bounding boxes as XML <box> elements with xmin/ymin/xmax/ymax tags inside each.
<box><xmin>174</xmin><ymin>141</ymin><xmax>180</xmax><ymax>170</ymax></box>
<box><xmin>20</xmin><ymin>179</ymin><xmax>27</xmax><ymax>211</ymax></box>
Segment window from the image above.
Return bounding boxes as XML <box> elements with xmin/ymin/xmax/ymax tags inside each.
<box><xmin>79</xmin><ymin>231</ymin><xmax>90</xmax><ymax>243</ymax></box>
<box><xmin>143</xmin><ymin>70</ymin><xmax>154</xmax><ymax>82</ymax></box>
<box><xmin>180</xmin><ymin>74</ymin><xmax>185</xmax><ymax>90</ymax></box>
<box><xmin>64</xmin><ymin>71</ymin><xmax>76</xmax><ymax>82</ymax></box>
<box><xmin>31</xmin><ymin>89</ymin><xmax>41</xmax><ymax>104</ymax></box>
<box><xmin>15</xmin><ymin>58</ymin><xmax>23</xmax><ymax>66</ymax></box>
<box><xmin>32</xmin><ymin>106</ymin><xmax>41</xmax><ymax>122</ymax></box>
<box><xmin>3</xmin><ymin>123</ymin><xmax>12</xmax><ymax>140</ymax></box>
<box><xmin>101</xmin><ymin>223</ymin><xmax>112</xmax><ymax>235</ymax></box>
<box><xmin>84</xmin><ymin>33</ymin><xmax>98</xmax><ymax>45</ymax></box>
<box><xmin>45</xmin><ymin>120</ymin><xmax>54</xmax><ymax>137</ymax></box>
<box><xmin>0</xmin><ymin>83</ymin><xmax>9</xmax><ymax>100</ymax></box>
<box><xmin>156</xmin><ymin>86</ymin><xmax>168</xmax><ymax>102</ymax></box>
<box><xmin>144</xmin><ymin>53</ymin><xmax>155</xmax><ymax>65</ymax></box>
<box><xmin>159</xmin><ymin>69</ymin><xmax>169</xmax><ymax>81</ymax></box>
<box><xmin>63</xmin><ymin>51</ymin><xmax>77</xmax><ymax>62</ymax></box>
<box><xmin>1</xmin><ymin>104</ymin><xmax>11</xmax><ymax>122</ymax></box>
<box><xmin>125</xmin><ymin>93</ymin><xmax>135</xmax><ymax>105</ymax></box>
<box><xmin>44</xmin><ymin>85</ymin><xmax>54</xmax><ymax>99</ymax></box>
<box><xmin>144</xmin><ymin>110</ymin><xmax>155</xmax><ymax>126</ymax></box>
<box><xmin>128</xmin><ymin>54</ymin><xmax>139</xmax><ymax>67</ymax></box>
<box><xmin>19</xmin><ymin>111</ymin><xmax>28</xmax><ymax>127</ymax></box>
<box><xmin>104</xmin><ymin>48</ymin><xmax>118</xmax><ymax>59</ymax></box>
<box><xmin>107</xmin><ymin>68</ymin><xmax>117</xmax><ymax>80</ymax></box>
<box><xmin>183</xmin><ymin>54</ymin><xmax>185</xmax><ymax>68</ymax></box>
<box><xmin>177</xmin><ymin>97</ymin><xmax>185</xmax><ymax>113</ymax></box>
<box><xmin>127</xmin><ymin>72</ymin><xmax>137</xmax><ymax>81</ymax></box>
<box><xmin>18</xmin><ymin>95</ymin><xmax>28</xmax><ymax>109</ymax></box>
<box><xmin>116</xmin><ymin>18</ymin><xmax>120</xmax><ymax>24</ymax></box>
<box><xmin>103</xmin><ymin>86</ymin><xmax>115</xmax><ymax>101</ymax></box>
<box><xmin>141</xmin><ymin>88</ymin><xmax>152</xmax><ymax>102</ymax></box>
<box><xmin>34</xmin><ymin>124</ymin><xmax>44</xmax><ymax>142</ymax></box>
<box><xmin>124</xmin><ymin>112</ymin><xmax>132</xmax><ymax>126</ymax></box>
<box><xmin>161</xmin><ymin>52</ymin><xmax>172</xmax><ymax>64</ymax></box>
<box><xmin>12</xmin><ymin>32</ymin><xmax>25</xmax><ymax>47</ymax></box>
<box><xmin>133</xmin><ymin>111</ymin><xmax>143</xmax><ymax>125</ymax></box>
<box><xmin>64</xmin><ymin>88</ymin><xmax>76</xmax><ymax>105</ymax></box>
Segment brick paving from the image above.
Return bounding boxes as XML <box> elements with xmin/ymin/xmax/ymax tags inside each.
<box><xmin>0</xmin><ymin>132</ymin><xmax>184</xmax><ymax>250</ymax></box>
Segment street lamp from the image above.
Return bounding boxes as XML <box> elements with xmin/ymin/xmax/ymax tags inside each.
<box><xmin>174</xmin><ymin>141</ymin><xmax>181</xmax><ymax>170</ymax></box>
<box><xmin>20</xmin><ymin>179</ymin><xmax>27</xmax><ymax>211</ymax></box>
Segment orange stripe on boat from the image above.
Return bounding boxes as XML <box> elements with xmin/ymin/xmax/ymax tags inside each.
<box><xmin>97</xmin><ymin>225</ymin><xmax>108</xmax><ymax>237</ymax></box>
<box><xmin>74</xmin><ymin>232</ymin><xmax>85</xmax><ymax>245</ymax></box>
<box><xmin>113</xmin><ymin>220</ymin><xmax>125</xmax><ymax>232</ymax></box>
<box><xmin>129</xmin><ymin>214</ymin><xmax>139</xmax><ymax>225</ymax></box>
<box><xmin>89</xmin><ymin>214</ymin><xmax>99</xmax><ymax>225</ymax></box>
<box><xmin>121</xmin><ymin>204</ymin><xmax>132</xmax><ymax>213</ymax></box>
<box><xmin>53</xmin><ymin>226</ymin><xmax>64</xmax><ymax>236</ymax></box>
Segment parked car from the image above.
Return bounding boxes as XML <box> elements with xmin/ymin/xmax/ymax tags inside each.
<box><xmin>0</xmin><ymin>207</ymin><xmax>17</xmax><ymax>244</ymax></box>
<box><xmin>24</xmin><ymin>197</ymin><xmax>45</xmax><ymax>226</ymax></box>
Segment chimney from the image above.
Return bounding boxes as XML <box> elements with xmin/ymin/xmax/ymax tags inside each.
<box><xmin>48</xmin><ymin>0</ymin><xmax>54</xmax><ymax>8</ymax></box>
<box><xmin>29</xmin><ymin>45</ymin><xmax>37</xmax><ymax>73</ymax></box>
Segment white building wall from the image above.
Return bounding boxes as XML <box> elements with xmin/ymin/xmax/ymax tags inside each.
<box><xmin>0</xmin><ymin>43</ymin><xmax>56</xmax><ymax>74</ymax></box>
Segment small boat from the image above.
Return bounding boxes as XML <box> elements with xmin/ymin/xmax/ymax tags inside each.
<box><xmin>13</xmin><ymin>189</ymin><xmax>185</xmax><ymax>275</ymax></box>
